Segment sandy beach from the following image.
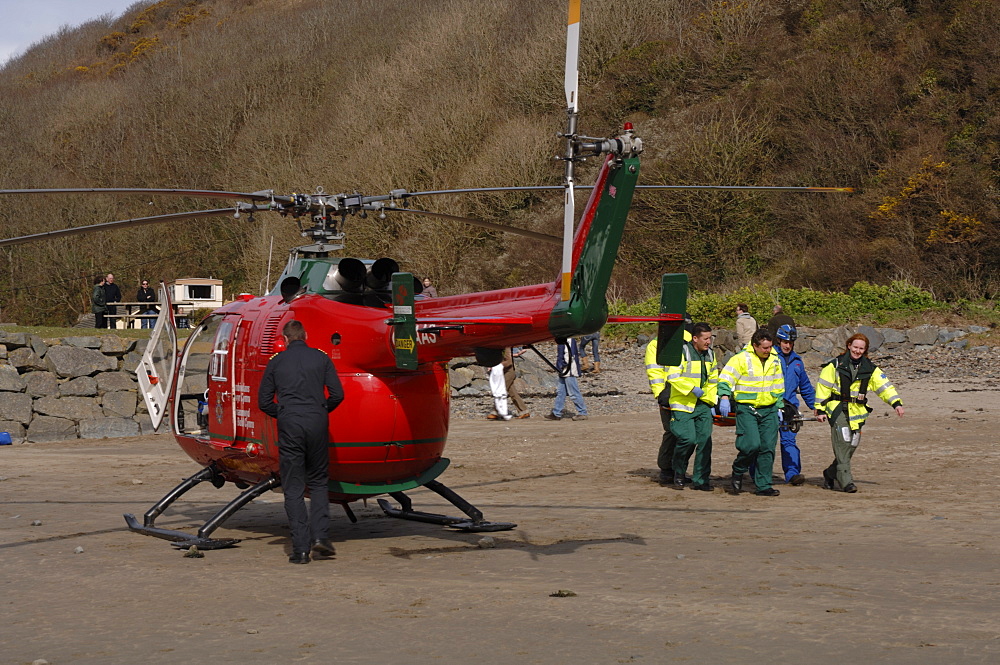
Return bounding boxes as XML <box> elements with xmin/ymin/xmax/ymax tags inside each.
<box><xmin>2</xmin><ymin>372</ymin><xmax>998</xmax><ymax>664</ymax></box>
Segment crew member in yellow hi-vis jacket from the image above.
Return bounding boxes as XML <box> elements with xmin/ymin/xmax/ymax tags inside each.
<box><xmin>663</xmin><ymin>322</ymin><xmax>718</xmax><ymax>491</ymax></box>
<box><xmin>717</xmin><ymin>328</ymin><xmax>785</xmax><ymax>496</ymax></box>
<box><xmin>814</xmin><ymin>333</ymin><xmax>904</xmax><ymax>493</ymax></box>
<box><xmin>645</xmin><ymin>328</ymin><xmax>692</xmax><ymax>484</ymax></box>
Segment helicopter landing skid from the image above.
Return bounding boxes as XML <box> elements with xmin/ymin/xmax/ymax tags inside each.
<box><xmin>124</xmin><ymin>468</ymin><xmax>281</xmax><ymax>550</ymax></box>
<box><xmin>376</xmin><ymin>479</ymin><xmax>516</xmax><ymax>532</ymax></box>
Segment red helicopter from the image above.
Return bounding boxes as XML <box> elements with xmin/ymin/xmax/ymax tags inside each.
<box><xmin>0</xmin><ymin>1</ymin><xmax>850</xmax><ymax>550</ymax></box>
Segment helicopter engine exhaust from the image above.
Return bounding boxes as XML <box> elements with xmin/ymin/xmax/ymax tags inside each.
<box><xmin>365</xmin><ymin>258</ymin><xmax>400</xmax><ymax>291</ymax></box>
<box><xmin>325</xmin><ymin>257</ymin><xmax>367</xmax><ymax>293</ymax></box>
<box><xmin>280</xmin><ymin>276</ymin><xmax>302</xmax><ymax>303</ymax></box>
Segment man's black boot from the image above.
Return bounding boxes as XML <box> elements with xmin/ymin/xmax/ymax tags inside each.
<box><xmin>730</xmin><ymin>473</ymin><xmax>742</xmax><ymax>494</ymax></box>
<box><xmin>289</xmin><ymin>552</ymin><xmax>310</xmax><ymax>564</ymax></box>
<box><xmin>822</xmin><ymin>467</ymin><xmax>836</xmax><ymax>490</ymax></box>
<box><xmin>311</xmin><ymin>539</ymin><xmax>336</xmax><ymax>557</ymax></box>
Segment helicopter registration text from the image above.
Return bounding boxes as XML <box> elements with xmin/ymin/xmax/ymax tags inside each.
<box><xmin>416</xmin><ymin>324</ymin><xmax>437</xmax><ymax>345</ymax></box>
<box><xmin>234</xmin><ymin>383</ymin><xmax>255</xmax><ymax>433</ymax></box>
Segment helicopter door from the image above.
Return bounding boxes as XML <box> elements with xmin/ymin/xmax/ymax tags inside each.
<box><xmin>137</xmin><ymin>283</ymin><xmax>177</xmax><ymax>431</ymax></box>
<box><xmin>206</xmin><ymin>314</ymin><xmax>241</xmax><ymax>445</ymax></box>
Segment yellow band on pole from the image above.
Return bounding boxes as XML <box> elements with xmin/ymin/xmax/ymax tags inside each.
<box><xmin>568</xmin><ymin>0</ymin><xmax>580</xmax><ymax>25</ymax></box>
<box><xmin>561</xmin><ymin>272</ymin><xmax>572</xmax><ymax>301</ymax></box>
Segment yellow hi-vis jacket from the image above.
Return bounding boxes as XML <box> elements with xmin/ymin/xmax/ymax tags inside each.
<box><xmin>815</xmin><ymin>353</ymin><xmax>902</xmax><ymax>431</ymax></box>
<box><xmin>663</xmin><ymin>342</ymin><xmax>719</xmax><ymax>412</ymax></box>
<box><xmin>717</xmin><ymin>345</ymin><xmax>784</xmax><ymax>407</ymax></box>
<box><xmin>644</xmin><ymin>331</ymin><xmax>692</xmax><ymax>399</ymax></box>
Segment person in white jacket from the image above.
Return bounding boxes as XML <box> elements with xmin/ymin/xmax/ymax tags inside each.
<box><xmin>735</xmin><ymin>303</ymin><xmax>758</xmax><ymax>347</ymax></box>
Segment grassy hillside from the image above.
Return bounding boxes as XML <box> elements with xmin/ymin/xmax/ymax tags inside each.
<box><xmin>1</xmin><ymin>0</ymin><xmax>998</xmax><ymax>325</ymax></box>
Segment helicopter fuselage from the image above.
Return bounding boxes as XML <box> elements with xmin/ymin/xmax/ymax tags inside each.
<box><xmin>167</xmin><ymin>283</ymin><xmax>564</xmax><ymax>505</ymax></box>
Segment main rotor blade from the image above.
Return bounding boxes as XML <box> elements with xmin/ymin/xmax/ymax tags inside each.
<box><xmin>393</xmin><ymin>184</ymin><xmax>856</xmax><ymax>202</ymax></box>
<box><xmin>561</xmin><ymin>0</ymin><xmax>582</xmax><ymax>301</ymax></box>
<box><xmin>0</xmin><ymin>187</ymin><xmax>288</xmax><ymax>203</ymax></box>
<box><xmin>384</xmin><ymin>208</ymin><xmax>561</xmax><ymax>245</ymax></box>
<box><xmin>0</xmin><ymin>208</ymin><xmax>239</xmax><ymax>248</ymax></box>
<box><xmin>635</xmin><ymin>185</ymin><xmax>855</xmax><ymax>193</ymax></box>
<box><xmin>402</xmin><ymin>186</ymin><xmax>567</xmax><ymax>198</ymax></box>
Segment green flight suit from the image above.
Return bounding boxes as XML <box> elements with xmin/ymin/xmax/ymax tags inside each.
<box><xmin>670</xmin><ymin>401</ymin><xmax>713</xmax><ymax>484</ymax></box>
<box><xmin>731</xmin><ymin>402</ymin><xmax>780</xmax><ymax>491</ymax></box>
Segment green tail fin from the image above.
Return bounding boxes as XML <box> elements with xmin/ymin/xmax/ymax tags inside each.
<box><xmin>549</xmin><ymin>155</ymin><xmax>640</xmax><ymax>338</ymax></box>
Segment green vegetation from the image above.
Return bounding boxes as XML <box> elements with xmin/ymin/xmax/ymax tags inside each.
<box><xmin>2</xmin><ymin>1</ymin><xmax>1000</xmax><ymax>326</ymax></box>
<box><xmin>609</xmin><ymin>281</ymin><xmax>1000</xmax><ymax>335</ymax></box>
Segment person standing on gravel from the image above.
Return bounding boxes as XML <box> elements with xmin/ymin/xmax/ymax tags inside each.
<box><xmin>766</xmin><ymin>305</ymin><xmax>795</xmax><ymax>337</ymax></box>
<box><xmin>545</xmin><ymin>338</ymin><xmax>588</xmax><ymax>421</ymax></box>
<box><xmin>775</xmin><ymin>324</ymin><xmax>815</xmax><ymax>486</ymax></box>
<box><xmin>579</xmin><ymin>331</ymin><xmax>602</xmax><ymax>373</ymax></box>
<box><xmin>486</xmin><ymin>359</ymin><xmax>513</xmax><ymax>421</ymax></box>
<box><xmin>662</xmin><ymin>322</ymin><xmax>718</xmax><ymax>491</ymax></box>
<box><xmin>505</xmin><ymin>347</ymin><xmax>530</xmax><ymax>418</ymax></box>
<box><xmin>735</xmin><ymin>303</ymin><xmax>757</xmax><ymax>347</ymax></box>
<box><xmin>718</xmin><ymin>328</ymin><xmax>785</xmax><ymax>496</ymax></box>
<box><xmin>814</xmin><ymin>333</ymin><xmax>903</xmax><ymax>493</ymax></box>
<box><xmin>259</xmin><ymin>320</ymin><xmax>344</xmax><ymax>564</ymax></box>
<box><xmin>645</xmin><ymin>329</ymin><xmax>692</xmax><ymax>484</ymax></box>
<box><xmin>91</xmin><ymin>275</ymin><xmax>107</xmax><ymax>329</ymax></box>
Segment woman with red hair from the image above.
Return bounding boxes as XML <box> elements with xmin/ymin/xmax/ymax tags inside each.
<box><xmin>815</xmin><ymin>333</ymin><xmax>904</xmax><ymax>493</ymax></box>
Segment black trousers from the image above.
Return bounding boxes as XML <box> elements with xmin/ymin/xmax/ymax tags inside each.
<box><xmin>657</xmin><ymin>407</ymin><xmax>676</xmax><ymax>472</ymax></box>
<box><xmin>277</xmin><ymin>413</ymin><xmax>331</xmax><ymax>553</ymax></box>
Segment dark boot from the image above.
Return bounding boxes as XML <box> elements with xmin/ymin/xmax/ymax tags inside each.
<box><xmin>822</xmin><ymin>466</ymin><xmax>837</xmax><ymax>490</ymax></box>
<box><xmin>730</xmin><ymin>473</ymin><xmax>743</xmax><ymax>494</ymax></box>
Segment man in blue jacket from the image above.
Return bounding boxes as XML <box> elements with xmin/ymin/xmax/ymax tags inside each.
<box><xmin>775</xmin><ymin>325</ymin><xmax>815</xmax><ymax>485</ymax></box>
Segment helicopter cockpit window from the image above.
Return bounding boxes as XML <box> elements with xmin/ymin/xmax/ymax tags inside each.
<box><xmin>174</xmin><ymin>315</ymin><xmax>224</xmax><ymax>437</ymax></box>
<box><xmin>209</xmin><ymin>321</ymin><xmax>233</xmax><ymax>381</ymax></box>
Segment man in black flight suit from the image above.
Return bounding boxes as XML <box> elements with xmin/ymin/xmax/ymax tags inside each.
<box><xmin>258</xmin><ymin>319</ymin><xmax>345</xmax><ymax>564</ymax></box>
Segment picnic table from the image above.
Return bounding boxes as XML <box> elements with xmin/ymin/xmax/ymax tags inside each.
<box><xmin>104</xmin><ymin>301</ymin><xmax>161</xmax><ymax>329</ymax></box>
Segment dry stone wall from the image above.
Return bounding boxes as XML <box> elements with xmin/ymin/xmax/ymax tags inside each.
<box><xmin>0</xmin><ymin>332</ymin><xmax>154</xmax><ymax>444</ymax></box>
<box><xmin>0</xmin><ymin>323</ymin><xmax>991</xmax><ymax>443</ymax></box>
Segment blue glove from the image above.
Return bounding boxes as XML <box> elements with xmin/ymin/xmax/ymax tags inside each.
<box><xmin>718</xmin><ymin>397</ymin><xmax>730</xmax><ymax>418</ymax></box>
<box><xmin>692</xmin><ymin>386</ymin><xmax>704</xmax><ymax>399</ymax></box>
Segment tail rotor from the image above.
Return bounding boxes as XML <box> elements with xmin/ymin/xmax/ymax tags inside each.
<box><xmin>560</xmin><ymin>0</ymin><xmax>581</xmax><ymax>301</ymax></box>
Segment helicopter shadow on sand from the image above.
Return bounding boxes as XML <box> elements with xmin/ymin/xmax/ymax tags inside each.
<box><xmin>228</xmin><ymin>505</ymin><xmax>652</xmax><ymax>562</ymax></box>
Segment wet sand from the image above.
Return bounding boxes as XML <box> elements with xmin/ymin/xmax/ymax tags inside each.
<box><xmin>1</xmin><ymin>375</ymin><xmax>998</xmax><ymax>664</ymax></box>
